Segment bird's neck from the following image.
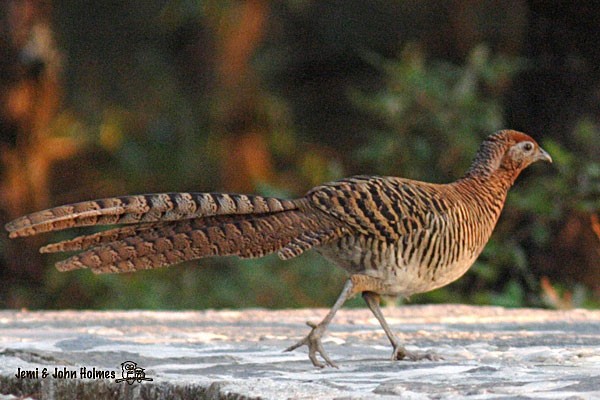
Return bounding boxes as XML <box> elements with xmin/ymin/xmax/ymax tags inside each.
<box><xmin>455</xmin><ymin>161</ymin><xmax>521</xmax><ymax>225</ymax></box>
<box><xmin>460</xmin><ymin>165</ymin><xmax>519</xmax><ymax>193</ymax></box>
<box><xmin>460</xmin><ymin>144</ymin><xmax>521</xmax><ymax>197</ymax></box>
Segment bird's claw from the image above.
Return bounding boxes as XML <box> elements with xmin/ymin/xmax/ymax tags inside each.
<box><xmin>391</xmin><ymin>345</ymin><xmax>442</xmax><ymax>361</ymax></box>
<box><xmin>285</xmin><ymin>321</ymin><xmax>338</xmax><ymax>368</ymax></box>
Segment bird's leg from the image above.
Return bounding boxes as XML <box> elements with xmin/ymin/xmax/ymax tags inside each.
<box><xmin>362</xmin><ymin>291</ymin><xmax>441</xmax><ymax>361</ymax></box>
<box><xmin>285</xmin><ymin>278</ymin><xmax>356</xmax><ymax>368</ymax></box>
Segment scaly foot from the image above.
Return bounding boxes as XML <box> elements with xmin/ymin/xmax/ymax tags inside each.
<box><xmin>391</xmin><ymin>344</ymin><xmax>442</xmax><ymax>361</ymax></box>
<box><xmin>285</xmin><ymin>321</ymin><xmax>338</xmax><ymax>368</ymax></box>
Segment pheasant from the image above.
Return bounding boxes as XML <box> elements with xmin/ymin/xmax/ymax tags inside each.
<box><xmin>5</xmin><ymin>129</ymin><xmax>551</xmax><ymax>367</ymax></box>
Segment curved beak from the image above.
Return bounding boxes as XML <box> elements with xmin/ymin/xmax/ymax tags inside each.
<box><xmin>536</xmin><ymin>147</ymin><xmax>553</xmax><ymax>163</ymax></box>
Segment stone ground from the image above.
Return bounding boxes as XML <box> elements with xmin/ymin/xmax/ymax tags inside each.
<box><xmin>0</xmin><ymin>305</ymin><xmax>599</xmax><ymax>399</ymax></box>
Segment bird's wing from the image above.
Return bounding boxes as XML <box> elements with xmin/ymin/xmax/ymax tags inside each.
<box><xmin>307</xmin><ymin>175</ymin><xmax>445</xmax><ymax>241</ymax></box>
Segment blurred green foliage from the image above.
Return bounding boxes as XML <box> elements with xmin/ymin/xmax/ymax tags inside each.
<box><xmin>353</xmin><ymin>44</ymin><xmax>522</xmax><ymax>182</ymax></box>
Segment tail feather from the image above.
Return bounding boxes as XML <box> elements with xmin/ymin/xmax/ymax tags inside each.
<box><xmin>6</xmin><ymin>193</ymin><xmax>297</xmax><ymax>238</ymax></box>
<box><xmin>40</xmin><ymin>223</ymin><xmax>156</xmax><ymax>253</ymax></box>
<box><xmin>54</xmin><ymin>209</ymin><xmax>345</xmax><ymax>274</ymax></box>
<box><xmin>236</xmin><ymin>214</ymin><xmax>347</xmax><ymax>259</ymax></box>
<box><xmin>40</xmin><ymin>214</ymin><xmax>269</xmax><ymax>254</ymax></box>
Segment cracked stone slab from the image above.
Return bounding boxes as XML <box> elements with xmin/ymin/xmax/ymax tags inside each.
<box><xmin>0</xmin><ymin>305</ymin><xmax>599</xmax><ymax>399</ymax></box>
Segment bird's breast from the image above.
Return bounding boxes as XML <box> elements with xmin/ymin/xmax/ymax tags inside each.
<box><xmin>317</xmin><ymin>232</ymin><xmax>483</xmax><ymax>297</ymax></box>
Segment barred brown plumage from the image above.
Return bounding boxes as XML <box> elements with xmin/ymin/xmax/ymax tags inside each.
<box><xmin>5</xmin><ymin>129</ymin><xmax>552</xmax><ymax>368</ymax></box>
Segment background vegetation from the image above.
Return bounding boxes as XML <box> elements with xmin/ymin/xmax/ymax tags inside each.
<box><xmin>0</xmin><ymin>1</ymin><xmax>598</xmax><ymax>310</ymax></box>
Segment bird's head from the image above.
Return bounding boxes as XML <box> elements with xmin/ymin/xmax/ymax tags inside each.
<box><xmin>499</xmin><ymin>130</ymin><xmax>552</xmax><ymax>170</ymax></box>
<box><xmin>465</xmin><ymin>130</ymin><xmax>552</xmax><ymax>183</ymax></box>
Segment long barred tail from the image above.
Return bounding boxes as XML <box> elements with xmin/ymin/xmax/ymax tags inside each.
<box><xmin>54</xmin><ymin>210</ymin><xmax>346</xmax><ymax>274</ymax></box>
<box><xmin>39</xmin><ymin>215</ymin><xmax>260</xmax><ymax>254</ymax></box>
<box><xmin>5</xmin><ymin>192</ymin><xmax>297</xmax><ymax>238</ymax></box>
<box><xmin>5</xmin><ymin>193</ymin><xmax>347</xmax><ymax>274</ymax></box>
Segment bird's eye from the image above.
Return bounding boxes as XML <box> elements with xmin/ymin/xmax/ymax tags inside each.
<box><xmin>522</xmin><ymin>142</ymin><xmax>533</xmax><ymax>152</ymax></box>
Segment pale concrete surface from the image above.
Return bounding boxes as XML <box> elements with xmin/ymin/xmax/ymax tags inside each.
<box><xmin>0</xmin><ymin>305</ymin><xmax>599</xmax><ymax>399</ymax></box>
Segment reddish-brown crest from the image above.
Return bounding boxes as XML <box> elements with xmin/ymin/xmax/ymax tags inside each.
<box><xmin>506</xmin><ymin>130</ymin><xmax>537</xmax><ymax>145</ymax></box>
